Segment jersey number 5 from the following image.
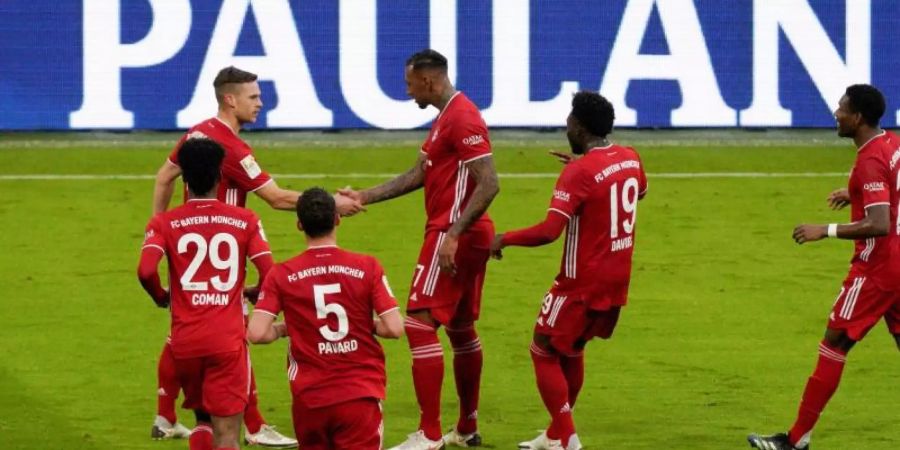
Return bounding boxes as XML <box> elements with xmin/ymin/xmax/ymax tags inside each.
<box><xmin>314</xmin><ymin>284</ymin><xmax>349</xmax><ymax>341</ymax></box>
<box><xmin>610</xmin><ymin>177</ymin><xmax>639</xmax><ymax>238</ymax></box>
<box><xmin>177</xmin><ymin>232</ymin><xmax>238</xmax><ymax>292</ymax></box>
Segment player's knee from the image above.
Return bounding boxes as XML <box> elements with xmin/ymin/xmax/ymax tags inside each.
<box><xmin>531</xmin><ymin>332</ymin><xmax>553</xmax><ymax>352</ymax></box>
<box><xmin>194</xmin><ymin>409</ymin><xmax>211</xmax><ymax>424</ymax></box>
<box><xmin>823</xmin><ymin>328</ymin><xmax>856</xmax><ymax>353</ymax></box>
<box><xmin>407</xmin><ymin>309</ymin><xmax>437</xmax><ymax>328</ymax></box>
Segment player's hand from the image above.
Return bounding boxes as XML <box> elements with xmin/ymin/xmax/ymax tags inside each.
<box><xmin>155</xmin><ymin>290</ymin><xmax>170</xmax><ymax>309</ymax></box>
<box><xmin>438</xmin><ymin>234</ymin><xmax>459</xmax><ymax>276</ymax></box>
<box><xmin>334</xmin><ymin>191</ymin><xmax>366</xmax><ymax>217</ymax></box>
<box><xmin>792</xmin><ymin>224</ymin><xmax>827</xmax><ymax>244</ymax></box>
<box><xmin>827</xmin><ymin>188</ymin><xmax>850</xmax><ymax>210</ymax></box>
<box><xmin>490</xmin><ymin>233</ymin><xmax>504</xmax><ymax>260</ymax></box>
<box><xmin>243</xmin><ymin>286</ymin><xmax>260</xmax><ymax>305</ymax></box>
<box><xmin>273</xmin><ymin>322</ymin><xmax>288</xmax><ymax>339</ymax></box>
<box><xmin>549</xmin><ymin>150</ymin><xmax>577</xmax><ymax>165</ymax></box>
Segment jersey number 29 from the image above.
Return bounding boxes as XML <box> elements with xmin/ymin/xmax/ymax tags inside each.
<box><xmin>177</xmin><ymin>232</ymin><xmax>238</xmax><ymax>292</ymax></box>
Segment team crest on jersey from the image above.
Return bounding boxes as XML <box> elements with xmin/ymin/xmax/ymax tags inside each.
<box><xmin>240</xmin><ymin>155</ymin><xmax>262</xmax><ymax>179</ymax></box>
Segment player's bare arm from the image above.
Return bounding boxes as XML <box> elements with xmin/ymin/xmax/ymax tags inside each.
<box><xmin>152</xmin><ymin>161</ymin><xmax>182</xmax><ymax>215</ymax></box>
<box><xmin>827</xmin><ymin>188</ymin><xmax>851</xmax><ymax>210</ymax></box>
<box><xmin>254</xmin><ymin>181</ymin><xmax>301</xmax><ymax>211</ymax></box>
<box><xmin>793</xmin><ymin>204</ymin><xmax>890</xmax><ymax>244</ymax></box>
<box><xmin>438</xmin><ymin>156</ymin><xmax>500</xmax><ymax>274</ymax></box>
<box><xmin>549</xmin><ymin>150</ymin><xmax>579</xmax><ymax>165</ymax></box>
<box><xmin>343</xmin><ymin>153</ymin><xmax>427</xmax><ymax>205</ymax></box>
<box><xmin>374</xmin><ymin>309</ymin><xmax>404</xmax><ymax>338</ymax></box>
<box><xmin>246</xmin><ymin>312</ymin><xmax>287</xmax><ymax>344</ymax></box>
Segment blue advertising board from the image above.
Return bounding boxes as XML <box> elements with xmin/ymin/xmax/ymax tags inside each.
<box><xmin>1</xmin><ymin>0</ymin><xmax>898</xmax><ymax>130</ymax></box>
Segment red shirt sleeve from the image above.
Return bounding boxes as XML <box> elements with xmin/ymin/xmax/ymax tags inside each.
<box><xmin>254</xmin><ymin>265</ymin><xmax>283</xmax><ymax>317</ymax></box>
<box><xmin>548</xmin><ymin>164</ymin><xmax>589</xmax><ymax>219</ymax></box>
<box><xmin>141</xmin><ymin>215</ymin><xmax>167</xmax><ymax>255</ymax></box>
<box><xmin>222</xmin><ymin>144</ymin><xmax>273</xmax><ymax>193</ymax></box>
<box><xmin>636</xmin><ymin>153</ymin><xmax>648</xmax><ymax>199</ymax></box>
<box><xmin>857</xmin><ymin>155</ymin><xmax>891</xmax><ymax>208</ymax></box>
<box><xmin>138</xmin><ymin>216</ymin><xmax>168</xmax><ymax>304</ymax></box>
<box><xmin>168</xmin><ymin>134</ymin><xmax>188</xmax><ymax>166</ymax></box>
<box><xmin>451</xmin><ymin>111</ymin><xmax>492</xmax><ymax>163</ymax></box>
<box><xmin>369</xmin><ymin>258</ymin><xmax>399</xmax><ymax>315</ymax></box>
<box><xmin>246</xmin><ymin>215</ymin><xmax>273</xmax><ymax>261</ymax></box>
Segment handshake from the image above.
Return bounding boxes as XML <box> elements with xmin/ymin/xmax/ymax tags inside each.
<box><xmin>332</xmin><ymin>187</ymin><xmax>366</xmax><ymax>217</ymax></box>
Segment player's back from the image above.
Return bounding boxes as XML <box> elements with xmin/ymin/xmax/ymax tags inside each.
<box><xmin>169</xmin><ymin>118</ymin><xmax>273</xmax><ymax>207</ymax></box>
<box><xmin>152</xmin><ymin>200</ymin><xmax>266</xmax><ymax>358</ymax></box>
<box><xmin>272</xmin><ymin>246</ymin><xmax>395</xmax><ymax>408</ymax></box>
<box><xmin>556</xmin><ymin>145</ymin><xmax>647</xmax><ymax>300</ymax></box>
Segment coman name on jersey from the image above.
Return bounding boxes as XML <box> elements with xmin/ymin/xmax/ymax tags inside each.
<box><xmin>191</xmin><ymin>293</ymin><xmax>229</xmax><ymax>306</ymax></box>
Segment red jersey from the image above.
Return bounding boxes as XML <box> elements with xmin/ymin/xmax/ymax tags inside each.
<box><xmin>547</xmin><ymin>145</ymin><xmax>648</xmax><ymax>306</ymax></box>
<box><xmin>846</xmin><ymin>131</ymin><xmax>900</xmax><ymax>290</ymax></box>
<box><xmin>420</xmin><ymin>92</ymin><xmax>494</xmax><ymax>233</ymax></box>
<box><xmin>255</xmin><ymin>246</ymin><xmax>399</xmax><ymax>408</ymax></box>
<box><xmin>142</xmin><ymin>199</ymin><xmax>271</xmax><ymax>359</ymax></box>
<box><xmin>168</xmin><ymin>118</ymin><xmax>273</xmax><ymax>207</ymax></box>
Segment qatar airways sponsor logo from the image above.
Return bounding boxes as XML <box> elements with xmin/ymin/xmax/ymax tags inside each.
<box><xmin>192</xmin><ymin>292</ymin><xmax>229</xmax><ymax>305</ymax></box>
<box><xmin>863</xmin><ymin>182</ymin><xmax>886</xmax><ymax>192</ymax></box>
<box><xmin>319</xmin><ymin>338</ymin><xmax>359</xmax><ymax>355</ymax></box>
<box><xmin>462</xmin><ymin>134</ymin><xmax>484</xmax><ymax>146</ymax></box>
<box><xmin>553</xmin><ymin>189</ymin><xmax>571</xmax><ymax>202</ymax></box>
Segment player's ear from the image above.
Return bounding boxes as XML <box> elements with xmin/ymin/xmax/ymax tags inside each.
<box><xmin>333</xmin><ymin>213</ymin><xmax>341</xmax><ymax>227</ymax></box>
<box><xmin>296</xmin><ymin>220</ymin><xmax>304</xmax><ymax>232</ymax></box>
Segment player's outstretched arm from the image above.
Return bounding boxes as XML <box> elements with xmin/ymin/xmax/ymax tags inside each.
<box><xmin>153</xmin><ymin>161</ymin><xmax>182</xmax><ymax>215</ymax></box>
<box><xmin>137</xmin><ymin>248</ymin><xmax>169</xmax><ymax>308</ymax></box>
<box><xmin>342</xmin><ymin>154</ymin><xmax>427</xmax><ymax>206</ymax></box>
<box><xmin>793</xmin><ymin>204</ymin><xmax>890</xmax><ymax>244</ymax></box>
<box><xmin>254</xmin><ymin>181</ymin><xmax>302</xmax><ymax>211</ymax></box>
<box><xmin>494</xmin><ymin>211</ymin><xmax>569</xmax><ymax>256</ymax></box>
<box><xmin>247</xmin><ymin>312</ymin><xmax>287</xmax><ymax>344</ymax></box>
<box><xmin>374</xmin><ymin>308</ymin><xmax>404</xmax><ymax>339</ymax></box>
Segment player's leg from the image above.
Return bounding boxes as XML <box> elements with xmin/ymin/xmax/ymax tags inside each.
<box><xmin>212</xmin><ymin>412</ymin><xmax>243</xmax><ymax>450</ymax></box>
<box><xmin>529</xmin><ymin>332</ymin><xmax>575</xmax><ymax>449</ymax></box>
<box><xmin>189</xmin><ymin>410</ymin><xmax>215</xmax><ymax>450</ymax></box>
<box><xmin>153</xmin><ymin>341</ymin><xmax>192</xmax><ymax>439</ymax></box>
<box><xmin>331</xmin><ymin>398</ymin><xmax>383</xmax><ymax>450</ymax></box>
<box><xmin>290</xmin><ymin>396</ymin><xmax>329</xmax><ymax>450</ymax></box>
<box><xmin>750</xmin><ymin>275</ymin><xmax>888</xmax><ymax>450</ymax></box>
<box><xmin>243</xmin><ymin>365</ymin><xmax>297</xmax><ymax>448</ymax></box>
<box><xmin>405</xmin><ymin>309</ymin><xmax>445</xmax><ymax>442</ymax></box>
<box><xmin>445</xmin><ymin>319</ymin><xmax>483</xmax><ymax>444</ymax></box>
<box><xmin>558</xmin><ymin>348</ymin><xmax>584</xmax><ymax>408</ymax></box>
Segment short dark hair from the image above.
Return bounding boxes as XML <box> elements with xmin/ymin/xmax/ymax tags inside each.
<box><xmin>406</xmin><ymin>49</ymin><xmax>448</xmax><ymax>73</ymax></box>
<box><xmin>845</xmin><ymin>84</ymin><xmax>885</xmax><ymax>127</ymax></box>
<box><xmin>178</xmin><ymin>139</ymin><xmax>224</xmax><ymax>196</ymax></box>
<box><xmin>571</xmin><ymin>91</ymin><xmax>615</xmax><ymax>137</ymax></box>
<box><xmin>296</xmin><ymin>188</ymin><xmax>336</xmax><ymax>238</ymax></box>
<box><xmin>214</xmin><ymin>66</ymin><xmax>258</xmax><ymax>103</ymax></box>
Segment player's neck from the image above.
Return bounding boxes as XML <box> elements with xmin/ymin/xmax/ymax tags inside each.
<box><xmin>435</xmin><ymin>87</ymin><xmax>458</xmax><ymax>111</ymax></box>
<box><xmin>853</xmin><ymin>127</ymin><xmax>883</xmax><ymax>149</ymax></box>
<box><xmin>584</xmin><ymin>137</ymin><xmax>611</xmax><ymax>151</ymax></box>
<box><xmin>306</xmin><ymin>234</ymin><xmax>338</xmax><ymax>249</ymax></box>
<box><xmin>215</xmin><ymin>112</ymin><xmax>241</xmax><ymax>135</ymax></box>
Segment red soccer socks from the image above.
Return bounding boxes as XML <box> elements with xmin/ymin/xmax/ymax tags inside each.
<box><xmin>406</xmin><ymin>316</ymin><xmax>445</xmax><ymax>440</ymax></box>
<box><xmin>243</xmin><ymin>369</ymin><xmax>265</xmax><ymax>434</ymax></box>
<box><xmin>560</xmin><ymin>351</ymin><xmax>584</xmax><ymax>407</ymax></box>
<box><xmin>447</xmin><ymin>325</ymin><xmax>483</xmax><ymax>434</ymax></box>
<box><xmin>788</xmin><ymin>340</ymin><xmax>848</xmax><ymax>447</ymax></box>
<box><xmin>189</xmin><ymin>423</ymin><xmax>213</xmax><ymax>450</ymax></box>
<box><xmin>157</xmin><ymin>343</ymin><xmax>180</xmax><ymax>425</ymax></box>
<box><xmin>531</xmin><ymin>342</ymin><xmax>576</xmax><ymax>447</ymax></box>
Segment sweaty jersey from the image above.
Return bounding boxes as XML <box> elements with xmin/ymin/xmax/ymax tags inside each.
<box><xmin>142</xmin><ymin>200</ymin><xmax>271</xmax><ymax>359</ymax></box>
<box><xmin>168</xmin><ymin>118</ymin><xmax>273</xmax><ymax>208</ymax></box>
<box><xmin>846</xmin><ymin>130</ymin><xmax>900</xmax><ymax>290</ymax></box>
<box><xmin>255</xmin><ymin>246</ymin><xmax>399</xmax><ymax>408</ymax></box>
<box><xmin>420</xmin><ymin>92</ymin><xmax>494</xmax><ymax>233</ymax></box>
<box><xmin>547</xmin><ymin>145</ymin><xmax>648</xmax><ymax>306</ymax></box>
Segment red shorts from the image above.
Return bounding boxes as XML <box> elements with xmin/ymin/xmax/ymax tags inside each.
<box><xmin>291</xmin><ymin>397</ymin><xmax>382</xmax><ymax>450</ymax></box>
<box><xmin>407</xmin><ymin>228</ymin><xmax>492</xmax><ymax>325</ymax></box>
<box><xmin>175</xmin><ymin>345</ymin><xmax>250</xmax><ymax>417</ymax></box>
<box><xmin>535</xmin><ymin>287</ymin><xmax>622</xmax><ymax>355</ymax></box>
<box><xmin>828</xmin><ymin>273</ymin><xmax>900</xmax><ymax>340</ymax></box>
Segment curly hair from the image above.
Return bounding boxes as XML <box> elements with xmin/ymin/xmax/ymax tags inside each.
<box><xmin>571</xmin><ymin>91</ymin><xmax>615</xmax><ymax>137</ymax></box>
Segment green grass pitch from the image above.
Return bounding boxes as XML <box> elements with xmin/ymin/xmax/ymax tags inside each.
<box><xmin>0</xmin><ymin>130</ymin><xmax>897</xmax><ymax>449</ymax></box>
